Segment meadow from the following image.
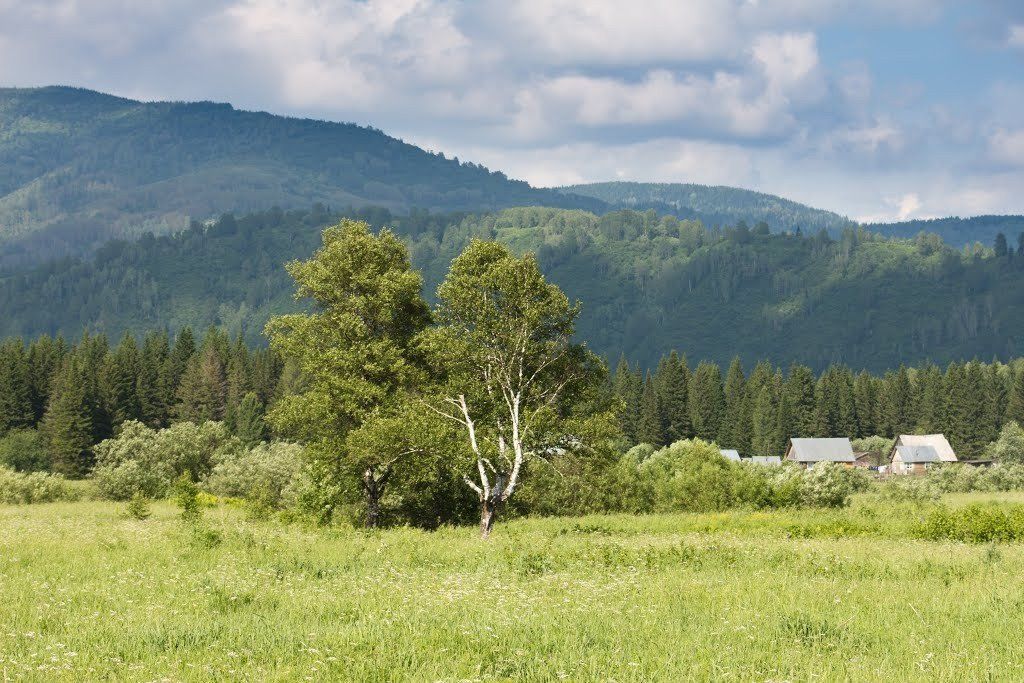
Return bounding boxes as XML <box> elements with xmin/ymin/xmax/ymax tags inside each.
<box><xmin>1</xmin><ymin>496</ymin><xmax>1023</xmax><ymax>681</ymax></box>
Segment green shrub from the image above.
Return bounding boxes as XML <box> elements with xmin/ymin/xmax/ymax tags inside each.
<box><xmin>203</xmin><ymin>441</ymin><xmax>307</xmax><ymax>509</ymax></box>
<box><xmin>125</xmin><ymin>491</ymin><xmax>151</xmax><ymax>520</ymax></box>
<box><xmin>914</xmin><ymin>504</ymin><xmax>1024</xmax><ymax>543</ymax></box>
<box><xmin>0</xmin><ymin>467</ymin><xmax>81</xmax><ymax>504</ymax></box>
<box><xmin>640</xmin><ymin>439</ymin><xmax>736</xmax><ymax>512</ymax></box>
<box><xmin>987</xmin><ymin>421</ymin><xmax>1024</xmax><ymax>464</ymax></box>
<box><xmin>92</xmin><ymin>421</ymin><xmax>241</xmax><ymax>500</ymax></box>
<box><xmin>0</xmin><ymin>429</ymin><xmax>50</xmax><ymax>472</ymax></box>
<box><xmin>173</xmin><ymin>471</ymin><xmax>201</xmax><ymax>523</ymax></box>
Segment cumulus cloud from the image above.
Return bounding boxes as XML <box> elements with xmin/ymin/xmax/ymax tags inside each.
<box><xmin>989</xmin><ymin>129</ymin><xmax>1024</xmax><ymax>166</ymax></box>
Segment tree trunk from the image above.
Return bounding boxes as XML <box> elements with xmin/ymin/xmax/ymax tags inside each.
<box><xmin>479</xmin><ymin>498</ymin><xmax>497</xmax><ymax>538</ymax></box>
<box><xmin>363</xmin><ymin>468</ymin><xmax>382</xmax><ymax>529</ymax></box>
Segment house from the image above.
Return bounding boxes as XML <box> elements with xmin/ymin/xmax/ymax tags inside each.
<box><xmin>890</xmin><ymin>444</ymin><xmax>940</xmax><ymax>475</ymax></box>
<box><xmin>853</xmin><ymin>452</ymin><xmax>876</xmax><ymax>469</ymax></box>
<box><xmin>891</xmin><ymin>434</ymin><xmax>957</xmax><ymax>463</ymax></box>
<box><xmin>720</xmin><ymin>449</ymin><xmax>741</xmax><ymax>462</ymax></box>
<box><xmin>749</xmin><ymin>456</ymin><xmax>782</xmax><ymax>466</ymax></box>
<box><xmin>784</xmin><ymin>438</ymin><xmax>855</xmax><ymax>468</ymax></box>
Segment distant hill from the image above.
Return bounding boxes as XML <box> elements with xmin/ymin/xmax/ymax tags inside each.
<box><xmin>3</xmin><ymin>205</ymin><xmax>1023</xmax><ymax>372</ymax></box>
<box><xmin>0</xmin><ymin>86</ymin><xmax>602</xmax><ymax>265</ymax></box>
<box><xmin>561</xmin><ymin>181</ymin><xmax>855</xmax><ymax>235</ymax></box>
<box><xmin>862</xmin><ymin>216</ymin><xmax>1024</xmax><ymax>250</ymax></box>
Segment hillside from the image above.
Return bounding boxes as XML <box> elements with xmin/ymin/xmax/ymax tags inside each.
<box><xmin>561</xmin><ymin>181</ymin><xmax>855</xmax><ymax>235</ymax></box>
<box><xmin>2</xmin><ymin>205</ymin><xmax>1023</xmax><ymax>371</ymax></box>
<box><xmin>0</xmin><ymin>86</ymin><xmax>602</xmax><ymax>266</ymax></box>
<box><xmin>862</xmin><ymin>216</ymin><xmax>1024</xmax><ymax>249</ymax></box>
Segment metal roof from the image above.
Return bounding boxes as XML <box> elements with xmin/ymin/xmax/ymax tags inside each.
<box><xmin>894</xmin><ymin>434</ymin><xmax>957</xmax><ymax>462</ymax></box>
<box><xmin>894</xmin><ymin>444</ymin><xmax>940</xmax><ymax>464</ymax></box>
<box><xmin>786</xmin><ymin>438</ymin><xmax>855</xmax><ymax>462</ymax></box>
<box><xmin>749</xmin><ymin>456</ymin><xmax>782</xmax><ymax>465</ymax></box>
<box><xmin>720</xmin><ymin>449</ymin><xmax>741</xmax><ymax>462</ymax></box>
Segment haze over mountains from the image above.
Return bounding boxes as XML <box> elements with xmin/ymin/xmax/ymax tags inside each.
<box><xmin>2</xmin><ymin>86</ymin><xmax>1024</xmax><ymax>370</ymax></box>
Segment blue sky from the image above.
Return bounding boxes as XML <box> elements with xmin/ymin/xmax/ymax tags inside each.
<box><xmin>1</xmin><ymin>0</ymin><xmax>1022</xmax><ymax>221</ymax></box>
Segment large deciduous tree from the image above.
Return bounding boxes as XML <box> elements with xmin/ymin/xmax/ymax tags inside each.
<box><xmin>421</xmin><ymin>240</ymin><xmax>605</xmax><ymax>537</ymax></box>
<box><xmin>265</xmin><ymin>220</ymin><xmax>431</xmax><ymax>526</ymax></box>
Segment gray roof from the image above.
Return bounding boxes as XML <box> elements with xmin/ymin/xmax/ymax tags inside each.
<box><xmin>749</xmin><ymin>456</ymin><xmax>782</xmax><ymax>465</ymax></box>
<box><xmin>720</xmin><ymin>449</ymin><xmax>741</xmax><ymax>462</ymax></box>
<box><xmin>786</xmin><ymin>438</ymin><xmax>855</xmax><ymax>462</ymax></box>
<box><xmin>894</xmin><ymin>444</ymin><xmax>939</xmax><ymax>464</ymax></box>
<box><xmin>893</xmin><ymin>434</ymin><xmax>957</xmax><ymax>462</ymax></box>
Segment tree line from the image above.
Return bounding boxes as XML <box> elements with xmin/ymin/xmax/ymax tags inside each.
<box><xmin>613</xmin><ymin>353</ymin><xmax>1024</xmax><ymax>460</ymax></box>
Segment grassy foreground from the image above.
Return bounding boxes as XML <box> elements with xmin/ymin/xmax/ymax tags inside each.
<box><xmin>2</xmin><ymin>500</ymin><xmax>1024</xmax><ymax>681</ymax></box>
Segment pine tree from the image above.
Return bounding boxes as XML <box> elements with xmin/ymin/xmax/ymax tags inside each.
<box><xmin>689</xmin><ymin>361</ymin><xmax>724</xmax><ymax>442</ymax></box>
<box><xmin>721</xmin><ymin>357</ymin><xmax>748</xmax><ymax>450</ymax></box>
<box><xmin>656</xmin><ymin>351</ymin><xmax>690</xmax><ymax>441</ymax></box>
<box><xmin>637</xmin><ymin>373</ymin><xmax>666</xmax><ymax>446</ymax></box>
<box><xmin>40</xmin><ymin>357</ymin><xmax>94</xmax><ymax>477</ymax></box>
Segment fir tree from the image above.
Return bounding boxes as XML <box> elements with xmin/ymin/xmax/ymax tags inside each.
<box><xmin>0</xmin><ymin>340</ymin><xmax>33</xmax><ymax>435</ymax></box>
<box><xmin>785</xmin><ymin>364</ymin><xmax>817</xmax><ymax>436</ymax></box>
<box><xmin>750</xmin><ymin>384</ymin><xmax>778</xmax><ymax>457</ymax></box>
<box><xmin>1008</xmin><ymin>365</ymin><xmax>1024</xmax><ymax>425</ymax></box>
<box><xmin>915</xmin><ymin>364</ymin><xmax>946</xmax><ymax>433</ymax></box>
<box><xmin>852</xmin><ymin>370</ymin><xmax>878</xmax><ymax>437</ymax></box>
<box><xmin>164</xmin><ymin>327</ymin><xmax>196</xmax><ymax>397</ymax></box>
<box><xmin>137</xmin><ymin>331</ymin><xmax>170</xmax><ymax>428</ymax></box>
<box><xmin>656</xmin><ymin>351</ymin><xmax>691</xmax><ymax>441</ymax></box>
<box><xmin>105</xmin><ymin>332</ymin><xmax>142</xmax><ymax>428</ymax></box>
<box><xmin>612</xmin><ymin>355</ymin><xmax>643</xmax><ymax>442</ymax></box>
<box><xmin>232</xmin><ymin>392</ymin><xmax>267</xmax><ymax>447</ymax></box>
<box><xmin>175</xmin><ymin>345</ymin><xmax>227</xmax><ymax>423</ymax></box>
<box><xmin>721</xmin><ymin>357</ymin><xmax>748</xmax><ymax>450</ymax></box>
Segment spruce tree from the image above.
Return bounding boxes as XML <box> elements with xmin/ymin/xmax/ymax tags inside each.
<box><xmin>612</xmin><ymin>355</ymin><xmax>643</xmax><ymax>443</ymax></box>
<box><xmin>689</xmin><ymin>361</ymin><xmax>724</xmax><ymax>442</ymax></box>
<box><xmin>175</xmin><ymin>345</ymin><xmax>227</xmax><ymax>423</ymax></box>
<box><xmin>137</xmin><ymin>332</ymin><xmax>170</xmax><ymax>428</ymax></box>
<box><xmin>785</xmin><ymin>364</ymin><xmax>817</xmax><ymax>436</ymax></box>
<box><xmin>881</xmin><ymin>366</ymin><xmax>915</xmax><ymax>436</ymax></box>
<box><xmin>40</xmin><ymin>357</ymin><xmax>94</xmax><ymax>477</ymax></box>
<box><xmin>750</xmin><ymin>384</ymin><xmax>778</xmax><ymax>457</ymax></box>
<box><xmin>656</xmin><ymin>351</ymin><xmax>691</xmax><ymax>442</ymax></box>
<box><xmin>721</xmin><ymin>357</ymin><xmax>748</xmax><ymax>450</ymax></box>
<box><xmin>852</xmin><ymin>370</ymin><xmax>877</xmax><ymax>437</ymax></box>
<box><xmin>106</xmin><ymin>333</ymin><xmax>142</xmax><ymax>428</ymax></box>
<box><xmin>26</xmin><ymin>335</ymin><xmax>62</xmax><ymax>424</ymax></box>
<box><xmin>986</xmin><ymin>362</ymin><xmax>1008</xmax><ymax>441</ymax></box>
<box><xmin>1008</xmin><ymin>365</ymin><xmax>1024</xmax><ymax>425</ymax></box>
<box><xmin>637</xmin><ymin>372</ymin><xmax>666</xmax><ymax>446</ymax></box>
<box><xmin>165</xmin><ymin>327</ymin><xmax>196</xmax><ymax>397</ymax></box>
<box><xmin>915</xmin><ymin>364</ymin><xmax>946</xmax><ymax>433</ymax></box>
<box><xmin>0</xmin><ymin>340</ymin><xmax>33</xmax><ymax>435</ymax></box>
<box><xmin>232</xmin><ymin>392</ymin><xmax>267</xmax><ymax>447</ymax></box>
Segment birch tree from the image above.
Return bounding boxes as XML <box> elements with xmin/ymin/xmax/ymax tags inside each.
<box><xmin>421</xmin><ymin>240</ymin><xmax>602</xmax><ymax>537</ymax></box>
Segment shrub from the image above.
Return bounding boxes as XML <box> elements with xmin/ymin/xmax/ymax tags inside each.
<box><xmin>0</xmin><ymin>467</ymin><xmax>81</xmax><ymax>504</ymax></box>
<box><xmin>0</xmin><ymin>429</ymin><xmax>50</xmax><ymax>472</ymax></box>
<box><xmin>640</xmin><ymin>439</ymin><xmax>736</xmax><ymax>512</ymax></box>
<box><xmin>92</xmin><ymin>421</ymin><xmax>241</xmax><ymax>500</ymax></box>
<box><xmin>799</xmin><ymin>462</ymin><xmax>863</xmax><ymax>508</ymax></box>
<box><xmin>126</xmin><ymin>491</ymin><xmax>152</xmax><ymax>520</ymax></box>
<box><xmin>203</xmin><ymin>441</ymin><xmax>307</xmax><ymax>509</ymax></box>
<box><xmin>174</xmin><ymin>471</ymin><xmax>201</xmax><ymax>523</ymax></box>
<box><xmin>987</xmin><ymin>422</ymin><xmax>1024</xmax><ymax>464</ymax></box>
<box><xmin>914</xmin><ymin>504</ymin><xmax>1024</xmax><ymax>543</ymax></box>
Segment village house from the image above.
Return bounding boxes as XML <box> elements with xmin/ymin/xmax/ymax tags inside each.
<box><xmin>784</xmin><ymin>438</ymin><xmax>856</xmax><ymax>468</ymax></box>
<box><xmin>720</xmin><ymin>449</ymin><xmax>741</xmax><ymax>462</ymax></box>
<box><xmin>888</xmin><ymin>434</ymin><xmax>957</xmax><ymax>475</ymax></box>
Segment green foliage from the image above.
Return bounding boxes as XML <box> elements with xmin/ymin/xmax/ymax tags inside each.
<box><xmin>0</xmin><ymin>428</ymin><xmax>49</xmax><ymax>472</ymax></box>
<box><xmin>987</xmin><ymin>421</ymin><xmax>1024</xmax><ymax>463</ymax></box>
<box><xmin>0</xmin><ymin>466</ymin><xmax>80</xmax><ymax>504</ymax></box>
<box><xmin>173</xmin><ymin>471</ymin><xmax>201</xmax><ymax>523</ymax></box>
<box><xmin>914</xmin><ymin>504</ymin><xmax>1024</xmax><ymax>543</ymax></box>
<box><xmin>91</xmin><ymin>420</ymin><xmax>240</xmax><ymax>500</ymax></box>
<box><xmin>126</xmin><ymin>491</ymin><xmax>152</xmax><ymax>520</ymax></box>
<box><xmin>204</xmin><ymin>442</ymin><xmax>308</xmax><ymax>509</ymax></box>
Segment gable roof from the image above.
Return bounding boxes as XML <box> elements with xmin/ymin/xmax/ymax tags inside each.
<box><xmin>893</xmin><ymin>434</ymin><xmax>956</xmax><ymax>462</ymax></box>
<box><xmin>720</xmin><ymin>449</ymin><xmax>741</xmax><ymax>462</ymax></box>
<box><xmin>894</xmin><ymin>444</ymin><xmax>939</xmax><ymax>464</ymax></box>
<box><xmin>786</xmin><ymin>438</ymin><xmax>855</xmax><ymax>462</ymax></box>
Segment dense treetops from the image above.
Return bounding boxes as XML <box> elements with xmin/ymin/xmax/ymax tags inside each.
<box><xmin>3</xmin><ymin>205</ymin><xmax>1024</xmax><ymax>371</ymax></box>
<box><xmin>0</xmin><ymin>86</ymin><xmax>602</xmax><ymax>265</ymax></box>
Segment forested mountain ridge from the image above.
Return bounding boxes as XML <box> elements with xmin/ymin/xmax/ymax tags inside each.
<box><xmin>566</xmin><ymin>181</ymin><xmax>1024</xmax><ymax>247</ymax></box>
<box><xmin>0</xmin><ymin>86</ymin><xmax>603</xmax><ymax>266</ymax></box>
<box><xmin>562</xmin><ymin>181</ymin><xmax>855</xmax><ymax>235</ymax></box>
<box><xmin>2</xmin><ymin>205</ymin><xmax>1023</xmax><ymax>372</ymax></box>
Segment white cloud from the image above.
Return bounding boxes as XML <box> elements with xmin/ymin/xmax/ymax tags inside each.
<box><xmin>989</xmin><ymin>129</ymin><xmax>1024</xmax><ymax>167</ymax></box>
<box><xmin>1009</xmin><ymin>24</ymin><xmax>1024</xmax><ymax>48</ymax></box>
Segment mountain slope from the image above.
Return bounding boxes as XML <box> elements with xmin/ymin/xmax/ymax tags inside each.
<box><xmin>561</xmin><ymin>181</ymin><xmax>854</xmax><ymax>234</ymax></box>
<box><xmin>2</xmin><ymin>205</ymin><xmax>1023</xmax><ymax>372</ymax></box>
<box><xmin>862</xmin><ymin>216</ymin><xmax>1024</xmax><ymax>249</ymax></box>
<box><xmin>0</xmin><ymin>86</ymin><xmax>603</xmax><ymax>265</ymax></box>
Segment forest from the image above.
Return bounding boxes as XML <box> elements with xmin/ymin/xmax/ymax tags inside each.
<box><xmin>2</xmin><ymin>205</ymin><xmax>1024</xmax><ymax>370</ymax></box>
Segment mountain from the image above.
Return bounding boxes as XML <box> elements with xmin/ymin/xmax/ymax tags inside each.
<box><xmin>561</xmin><ymin>181</ymin><xmax>855</xmax><ymax>235</ymax></box>
<box><xmin>862</xmin><ymin>216</ymin><xmax>1024</xmax><ymax>250</ymax></box>
<box><xmin>2</xmin><ymin>205</ymin><xmax>1023</xmax><ymax>372</ymax></box>
<box><xmin>0</xmin><ymin>86</ymin><xmax>603</xmax><ymax>266</ymax></box>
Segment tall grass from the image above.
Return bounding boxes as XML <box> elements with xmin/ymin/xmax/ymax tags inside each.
<box><xmin>0</xmin><ymin>499</ymin><xmax>1022</xmax><ymax>680</ymax></box>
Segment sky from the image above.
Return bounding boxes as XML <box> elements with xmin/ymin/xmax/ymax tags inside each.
<box><xmin>1</xmin><ymin>0</ymin><xmax>1023</xmax><ymax>222</ymax></box>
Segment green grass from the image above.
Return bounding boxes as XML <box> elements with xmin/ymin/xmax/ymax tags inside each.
<box><xmin>2</xmin><ymin>499</ymin><xmax>1024</xmax><ymax>681</ymax></box>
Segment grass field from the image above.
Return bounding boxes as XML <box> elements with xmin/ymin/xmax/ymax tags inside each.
<box><xmin>2</xmin><ymin>497</ymin><xmax>1024</xmax><ymax>681</ymax></box>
